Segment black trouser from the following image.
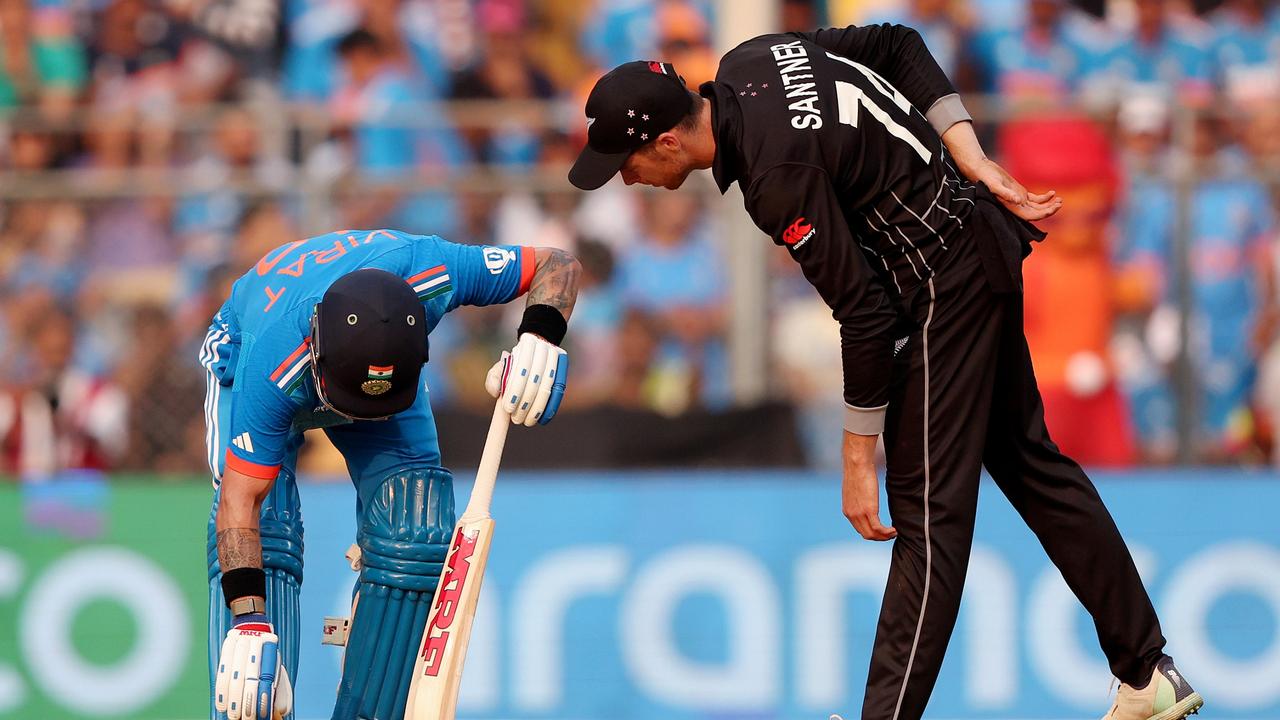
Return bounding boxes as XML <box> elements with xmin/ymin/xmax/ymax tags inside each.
<box><xmin>860</xmin><ymin>254</ymin><xmax>1166</xmax><ymax>720</ymax></box>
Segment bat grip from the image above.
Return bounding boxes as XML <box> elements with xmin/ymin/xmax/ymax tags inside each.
<box><xmin>459</xmin><ymin>401</ymin><xmax>509</xmax><ymax>523</ymax></box>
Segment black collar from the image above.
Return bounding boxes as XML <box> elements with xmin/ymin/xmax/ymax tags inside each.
<box><xmin>699</xmin><ymin>80</ymin><xmax>743</xmax><ymax>194</ymax></box>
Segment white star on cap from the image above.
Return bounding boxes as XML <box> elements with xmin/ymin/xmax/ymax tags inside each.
<box><xmin>627</xmin><ymin>128</ymin><xmax>634</xmax><ymax>135</ymax></box>
<box><xmin>627</xmin><ymin>109</ymin><xmax>635</xmax><ymax>117</ymax></box>
<box><xmin>640</xmin><ymin>133</ymin><xmax>648</xmax><ymax>140</ymax></box>
<box><xmin>642</xmin><ymin>114</ymin><xmax>650</xmax><ymax>121</ymax></box>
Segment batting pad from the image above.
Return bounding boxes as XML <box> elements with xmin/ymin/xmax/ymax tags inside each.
<box><xmin>206</xmin><ymin>472</ymin><xmax>305</xmax><ymax>720</ymax></box>
<box><xmin>333</xmin><ymin>467</ymin><xmax>455</xmax><ymax>720</ymax></box>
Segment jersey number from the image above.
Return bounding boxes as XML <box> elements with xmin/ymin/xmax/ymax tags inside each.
<box><xmin>828</xmin><ymin>53</ymin><xmax>933</xmax><ymax>164</ymax></box>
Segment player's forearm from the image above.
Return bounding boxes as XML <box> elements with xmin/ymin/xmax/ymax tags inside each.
<box><xmin>940</xmin><ymin>120</ymin><xmax>986</xmax><ymax>178</ymax></box>
<box><xmin>843</xmin><ymin>430</ymin><xmax>879</xmax><ymax>472</ymax></box>
<box><xmin>216</xmin><ymin>526</ymin><xmax>263</xmax><ymax>573</ymax></box>
<box><xmin>526</xmin><ymin>247</ymin><xmax>583</xmax><ymax>320</ymax></box>
<box><xmin>215</xmin><ymin>477</ymin><xmax>270</xmax><ymax>574</ymax></box>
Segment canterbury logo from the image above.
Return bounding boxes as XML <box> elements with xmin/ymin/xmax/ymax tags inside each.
<box><xmin>231</xmin><ymin>432</ymin><xmax>255</xmax><ymax>453</ymax></box>
<box><xmin>782</xmin><ymin>217</ymin><xmax>815</xmax><ymax>245</ymax></box>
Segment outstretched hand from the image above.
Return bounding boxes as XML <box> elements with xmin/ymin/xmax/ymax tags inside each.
<box><xmin>939</xmin><ymin>120</ymin><xmax>1063</xmax><ymax>222</ymax></box>
<box><xmin>967</xmin><ymin>156</ymin><xmax>1062</xmax><ymax>222</ymax></box>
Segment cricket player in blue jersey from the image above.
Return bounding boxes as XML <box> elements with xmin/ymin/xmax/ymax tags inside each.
<box><xmin>199</xmin><ymin>228</ymin><xmax>581</xmax><ymax>720</ymax></box>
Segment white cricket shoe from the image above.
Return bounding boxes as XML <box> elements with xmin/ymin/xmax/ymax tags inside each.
<box><xmin>1101</xmin><ymin>656</ymin><xmax>1204</xmax><ymax>720</ymax></box>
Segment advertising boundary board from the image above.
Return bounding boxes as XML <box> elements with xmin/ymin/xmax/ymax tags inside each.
<box><xmin>1</xmin><ymin>470</ymin><xmax>1277</xmax><ymax>719</ymax></box>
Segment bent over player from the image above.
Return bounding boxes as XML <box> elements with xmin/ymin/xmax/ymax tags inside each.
<box><xmin>569</xmin><ymin>26</ymin><xmax>1203</xmax><ymax>720</ymax></box>
<box><xmin>200</xmin><ymin>229</ymin><xmax>580</xmax><ymax>719</ymax></box>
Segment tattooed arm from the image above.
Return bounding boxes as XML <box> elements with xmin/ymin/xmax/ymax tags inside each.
<box><xmin>526</xmin><ymin>247</ymin><xmax>583</xmax><ymax>321</ymax></box>
<box><xmin>215</xmin><ymin>467</ymin><xmax>274</xmax><ymax>580</ymax></box>
<box><xmin>483</xmin><ymin>247</ymin><xmax>582</xmax><ymax>425</ymax></box>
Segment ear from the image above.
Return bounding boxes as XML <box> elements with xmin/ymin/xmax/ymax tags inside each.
<box><xmin>655</xmin><ymin>131</ymin><xmax>682</xmax><ymax>153</ymax></box>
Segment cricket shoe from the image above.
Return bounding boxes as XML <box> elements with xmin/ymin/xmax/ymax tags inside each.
<box><xmin>1101</xmin><ymin>656</ymin><xmax>1204</xmax><ymax>720</ymax></box>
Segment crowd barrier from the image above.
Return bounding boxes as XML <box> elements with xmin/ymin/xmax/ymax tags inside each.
<box><xmin>2</xmin><ymin>469</ymin><xmax>1277</xmax><ymax>719</ymax></box>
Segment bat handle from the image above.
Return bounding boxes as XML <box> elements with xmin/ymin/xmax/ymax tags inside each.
<box><xmin>459</xmin><ymin>400</ymin><xmax>509</xmax><ymax>523</ymax></box>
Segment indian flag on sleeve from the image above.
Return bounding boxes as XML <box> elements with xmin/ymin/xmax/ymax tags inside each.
<box><xmin>271</xmin><ymin>339</ymin><xmax>312</xmax><ymax>394</ymax></box>
<box><xmin>409</xmin><ymin>265</ymin><xmax>451</xmax><ymax>301</ymax></box>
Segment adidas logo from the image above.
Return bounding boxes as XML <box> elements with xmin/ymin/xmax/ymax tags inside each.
<box><xmin>231</xmin><ymin>432</ymin><xmax>255</xmax><ymax>453</ymax></box>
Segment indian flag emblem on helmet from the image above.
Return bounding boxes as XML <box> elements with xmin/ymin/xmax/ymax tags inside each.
<box><xmin>362</xmin><ymin>365</ymin><xmax>394</xmax><ymax>396</ymax></box>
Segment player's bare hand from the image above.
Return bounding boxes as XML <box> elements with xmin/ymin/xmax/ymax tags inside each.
<box><xmin>842</xmin><ymin>463</ymin><xmax>896</xmax><ymax>542</ymax></box>
<box><xmin>941</xmin><ymin>122</ymin><xmax>1063</xmax><ymax>222</ymax></box>
<box><xmin>970</xmin><ymin>157</ymin><xmax>1063</xmax><ymax>222</ymax></box>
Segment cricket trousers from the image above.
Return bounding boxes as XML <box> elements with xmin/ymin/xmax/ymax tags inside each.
<box><xmin>860</xmin><ymin>251</ymin><xmax>1167</xmax><ymax>720</ymax></box>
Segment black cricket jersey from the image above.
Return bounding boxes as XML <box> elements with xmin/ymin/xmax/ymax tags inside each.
<box><xmin>700</xmin><ymin>24</ymin><xmax>983</xmax><ymax>414</ymax></box>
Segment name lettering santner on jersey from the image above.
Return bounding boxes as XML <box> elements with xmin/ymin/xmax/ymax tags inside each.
<box><xmin>720</xmin><ymin>34</ymin><xmax>980</xmax><ymax>295</ymax></box>
<box><xmin>771</xmin><ymin>40</ymin><xmax>823</xmax><ymax>130</ymax></box>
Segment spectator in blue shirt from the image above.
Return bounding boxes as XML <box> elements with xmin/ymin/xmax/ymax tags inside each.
<box><xmin>970</xmin><ymin>0</ymin><xmax>1116</xmax><ymax>106</ymax></box>
<box><xmin>174</xmin><ymin>107</ymin><xmax>293</xmax><ymax>307</ymax></box>
<box><xmin>333</xmin><ymin>28</ymin><xmax>468</xmax><ymax>236</ymax></box>
<box><xmin>1104</xmin><ymin>0</ymin><xmax>1214</xmax><ymax>106</ymax></box>
<box><xmin>1208</xmin><ymin>0</ymin><xmax>1280</xmax><ymax>102</ymax></box>
<box><xmin>580</xmin><ymin>0</ymin><xmax>714</xmax><ymax>71</ymax></box>
<box><xmin>448</xmin><ymin>15</ymin><xmax>556</xmax><ymax>168</ymax></box>
<box><xmin>617</xmin><ymin>190</ymin><xmax>728</xmax><ymax>411</ymax></box>
<box><xmin>1115</xmin><ymin>112</ymin><xmax>1274</xmax><ymax>460</ymax></box>
<box><xmin>282</xmin><ymin>0</ymin><xmax>452</xmax><ymax>103</ymax></box>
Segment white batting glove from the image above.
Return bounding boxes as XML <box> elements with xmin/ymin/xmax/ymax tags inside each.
<box><xmin>485</xmin><ymin>332</ymin><xmax>569</xmax><ymax>426</ymax></box>
<box><xmin>214</xmin><ymin>614</ymin><xmax>292</xmax><ymax>720</ymax></box>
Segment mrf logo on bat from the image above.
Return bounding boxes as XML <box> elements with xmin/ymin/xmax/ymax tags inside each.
<box><xmin>419</xmin><ymin>527</ymin><xmax>480</xmax><ymax>676</ymax></box>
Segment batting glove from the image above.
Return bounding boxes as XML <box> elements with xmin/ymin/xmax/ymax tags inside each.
<box><xmin>214</xmin><ymin>614</ymin><xmax>293</xmax><ymax>720</ymax></box>
<box><xmin>485</xmin><ymin>332</ymin><xmax>568</xmax><ymax>426</ymax></box>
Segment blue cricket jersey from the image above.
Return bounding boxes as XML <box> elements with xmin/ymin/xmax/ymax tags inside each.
<box><xmin>202</xmin><ymin>229</ymin><xmax>533</xmax><ymax>483</ymax></box>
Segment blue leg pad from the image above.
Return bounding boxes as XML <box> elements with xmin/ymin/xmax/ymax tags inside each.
<box><xmin>332</xmin><ymin>467</ymin><xmax>454</xmax><ymax>720</ymax></box>
<box><xmin>207</xmin><ymin>473</ymin><xmax>304</xmax><ymax>720</ymax></box>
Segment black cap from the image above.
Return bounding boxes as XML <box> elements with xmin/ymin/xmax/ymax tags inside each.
<box><xmin>312</xmin><ymin>268</ymin><xmax>428</xmax><ymax>420</ymax></box>
<box><xmin>569</xmin><ymin>60</ymin><xmax>694</xmax><ymax>191</ymax></box>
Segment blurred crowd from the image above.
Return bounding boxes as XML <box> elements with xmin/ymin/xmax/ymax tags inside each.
<box><xmin>0</xmin><ymin>0</ymin><xmax>1277</xmax><ymax>478</ymax></box>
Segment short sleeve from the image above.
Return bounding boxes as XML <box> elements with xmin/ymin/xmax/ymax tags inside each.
<box><xmin>410</xmin><ymin>238</ymin><xmax>535</xmax><ymax>310</ymax></box>
<box><xmin>224</xmin><ymin>330</ymin><xmax>309</xmax><ymax>479</ymax></box>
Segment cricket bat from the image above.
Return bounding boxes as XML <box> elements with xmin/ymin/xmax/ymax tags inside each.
<box><xmin>404</xmin><ymin>401</ymin><xmax>510</xmax><ymax>720</ymax></box>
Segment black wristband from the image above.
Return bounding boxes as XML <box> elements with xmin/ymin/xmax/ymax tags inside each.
<box><xmin>221</xmin><ymin>567</ymin><xmax>267</xmax><ymax>607</ymax></box>
<box><xmin>517</xmin><ymin>304</ymin><xmax>568</xmax><ymax>346</ymax></box>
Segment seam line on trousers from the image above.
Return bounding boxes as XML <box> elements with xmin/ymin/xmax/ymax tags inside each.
<box><xmin>891</xmin><ymin>276</ymin><xmax>936</xmax><ymax>720</ymax></box>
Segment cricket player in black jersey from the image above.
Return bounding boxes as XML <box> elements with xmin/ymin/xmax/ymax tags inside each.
<box><xmin>569</xmin><ymin>26</ymin><xmax>1205</xmax><ymax>720</ymax></box>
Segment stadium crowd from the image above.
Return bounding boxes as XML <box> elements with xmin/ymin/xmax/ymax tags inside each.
<box><xmin>0</xmin><ymin>0</ymin><xmax>1277</xmax><ymax>477</ymax></box>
